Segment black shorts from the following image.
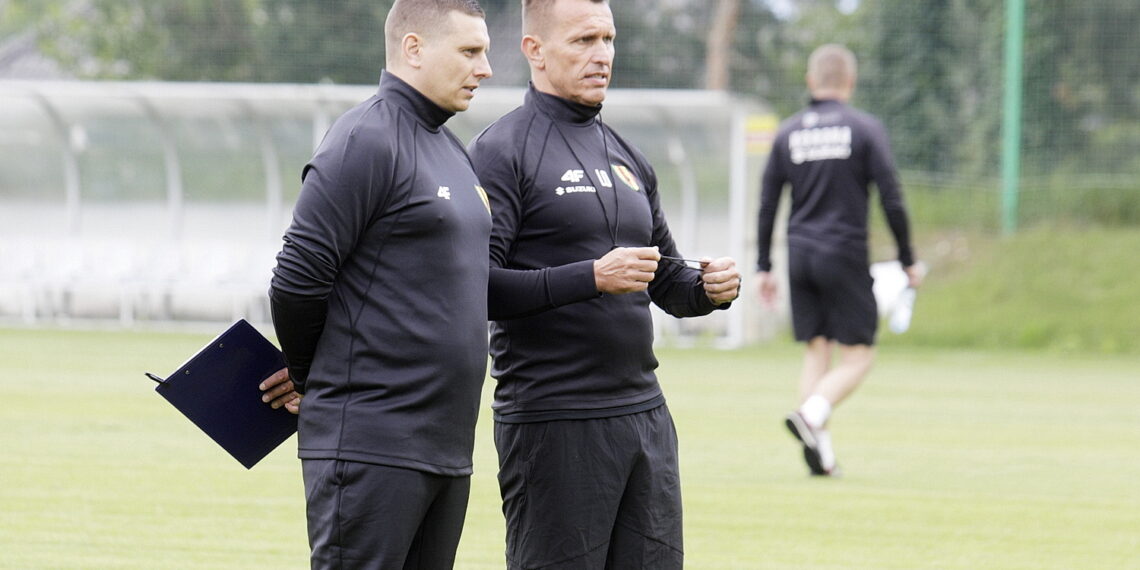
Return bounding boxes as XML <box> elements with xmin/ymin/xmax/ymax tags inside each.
<box><xmin>788</xmin><ymin>245</ymin><xmax>877</xmax><ymax>346</ymax></box>
<box><xmin>302</xmin><ymin>460</ymin><xmax>470</xmax><ymax>569</ymax></box>
<box><xmin>494</xmin><ymin>404</ymin><xmax>684</xmax><ymax>569</ymax></box>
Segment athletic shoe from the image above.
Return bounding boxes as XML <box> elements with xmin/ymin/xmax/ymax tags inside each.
<box><xmin>803</xmin><ymin>447</ymin><xmax>842</xmax><ymax>477</ymax></box>
<box><xmin>814</xmin><ymin>428</ymin><xmax>841</xmax><ymax>477</ymax></box>
<box><xmin>785</xmin><ymin>411</ymin><xmax>825</xmax><ymax>474</ymax></box>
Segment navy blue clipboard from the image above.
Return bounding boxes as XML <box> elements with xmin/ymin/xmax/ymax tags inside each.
<box><xmin>149</xmin><ymin>319</ymin><xmax>297</xmax><ymax>469</ymax></box>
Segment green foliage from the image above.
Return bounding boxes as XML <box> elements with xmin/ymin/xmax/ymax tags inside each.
<box><xmin>251</xmin><ymin>0</ymin><xmax>389</xmax><ymax>84</ymax></box>
<box><xmin>2</xmin><ymin>329</ymin><xmax>1137</xmax><ymax>568</ymax></box>
<box><xmin>6</xmin><ymin>0</ymin><xmax>1139</xmax><ymax>227</ymax></box>
<box><xmin>33</xmin><ymin>0</ymin><xmax>255</xmax><ymax>81</ymax></box>
<box><xmin>747</xmin><ymin>1</ymin><xmax>868</xmax><ymax>119</ymax></box>
<box><xmin>0</xmin><ymin>0</ymin><xmax>39</xmax><ymax>37</ymax></box>
<box><xmin>12</xmin><ymin>0</ymin><xmax>1140</xmax><ymax>194</ymax></box>
<box><xmin>608</xmin><ymin>0</ymin><xmax>709</xmax><ymax>89</ymax></box>
<box><xmin>842</xmin><ymin>0</ymin><xmax>1140</xmax><ymax>187</ymax></box>
<box><xmin>861</xmin><ymin>0</ymin><xmax>966</xmax><ymax>175</ymax></box>
<box><xmin>22</xmin><ymin>0</ymin><xmax>389</xmax><ymax>82</ymax></box>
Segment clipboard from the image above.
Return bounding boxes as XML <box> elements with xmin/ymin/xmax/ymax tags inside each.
<box><xmin>148</xmin><ymin>319</ymin><xmax>297</xmax><ymax>469</ymax></box>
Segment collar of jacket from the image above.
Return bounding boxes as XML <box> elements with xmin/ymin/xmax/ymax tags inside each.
<box><xmin>809</xmin><ymin>97</ymin><xmax>844</xmax><ymax>106</ymax></box>
<box><xmin>377</xmin><ymin>70</ymin><xmax>455</xmax><ymax>131</ymax></box>
<box><xmin>526</xmin><ymin>82</ymin><xmax>602</xmax><ymax>125</ymax></box>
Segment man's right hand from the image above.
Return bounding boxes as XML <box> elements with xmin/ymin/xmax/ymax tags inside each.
<box><xmin>260</xmin><ymin>367</ymin><xmax>301</xmax><ymax>415</ymax></box>
<box><xmin>594</xmin><ymin>247</ymin><xmax>661</xmax><ymax>294</ymax></box>
<box><xmin>755</xmin><ymin>271</ymin><xmax>778</xmax><ymax>309</ymax></box>
<box><xmin>905</xmin><ymin>261</ymin><xmax>927</xmax><ymax>289</ymax></box>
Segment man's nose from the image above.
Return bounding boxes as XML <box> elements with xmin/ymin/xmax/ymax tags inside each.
<box><xmin>589</xmin><ymin>40</ymin><xmax>614</xmax><ymax>66</ymax></box>
<box><xmin>475</xmin><ymin>53</ymin><xmax>493</xmax><ymax>79</ymax></box>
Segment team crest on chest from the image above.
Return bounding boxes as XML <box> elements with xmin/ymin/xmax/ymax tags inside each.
<box><xmin>612</xmin><ymin>164</ymin><xmax>640</xmax><ymax>191</ymax></box>
<box><xmin>474</xmin><ymin>185</ymin><xmax>491</xmax><ymax>213</ymax></box>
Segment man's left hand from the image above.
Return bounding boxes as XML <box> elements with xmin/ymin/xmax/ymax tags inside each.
<box><xmin>260</xmin><ymin>367</ymin><xmax>302</xmax><ymax>415</ymax></box>
<box><xmin>700</xmin><ymin>257</ymin><xmax>741</xmax><ymax>305</ymax></box>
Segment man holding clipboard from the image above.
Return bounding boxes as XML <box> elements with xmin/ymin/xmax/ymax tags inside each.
<box><xmin>259</xmin><ymin>0</ymin><xmax>494</xmax><ymax>567</ymax></box>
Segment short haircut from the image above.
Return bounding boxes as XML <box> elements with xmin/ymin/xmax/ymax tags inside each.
<box><xmin>522</xmin><ymin>0</ymin><xmax>607</xmax><ymax>35</ymax></box>
<box><xmin>385</xmin><ymin>0</ymin><xmax>486</xmax><ymax>64</ymax></box>
<box><xmin>807</xmin><ymin>44</ymin><xmax>857</xmax><ymax>90</ymax></box>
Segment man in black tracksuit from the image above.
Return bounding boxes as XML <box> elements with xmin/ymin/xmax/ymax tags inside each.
<box><xmin>468</xmin><ymin>1</ymin><xmax>741</xmax><ymax>567</ymax></box>
<box><xmin>756</xmin><ymin>44</ymin><xmax>923</xmax><ymax>477</ymax></box>
<box><xmin>259</xmin><ymin>1</ymin><xmax>493</xmax><ymax>567</ymax></box>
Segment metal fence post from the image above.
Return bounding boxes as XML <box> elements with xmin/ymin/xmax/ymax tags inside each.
<box><xmin>1001</xmin><ymin>0</ymin><xmax>1025</xmax><ymax>235</ymax></box>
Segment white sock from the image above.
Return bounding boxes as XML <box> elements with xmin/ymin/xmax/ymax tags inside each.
<box><xmin>799</xmin><ymin>394</ymin><xmax>831</xmax><ymax>429</ymax></box>
<box><xmin>816</xmin><ymin>429</ymin><xmax>837</xmax><ymax>471</ymax></box>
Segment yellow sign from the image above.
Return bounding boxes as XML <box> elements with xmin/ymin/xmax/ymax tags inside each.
<box><xmin>746</xmin><ymin>114</ymin><xmax>780</xmax><ymax>156</ymax></box>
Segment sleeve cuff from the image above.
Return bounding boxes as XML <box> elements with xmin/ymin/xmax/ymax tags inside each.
<box><xmin>546</xmin><ymin>259</ymin><xmax>602</xmax><ymax>306</ymax></box>
<box><xmin>898</xmin><ymin>247</ymin><xmax>915</xmax><ymax>268</ymax></box>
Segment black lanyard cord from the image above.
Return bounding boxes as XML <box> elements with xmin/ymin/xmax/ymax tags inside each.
<box><xmin>533</xmin><ymin>95</ymin><xmax>621</xmax><ymax>248</ymax></box>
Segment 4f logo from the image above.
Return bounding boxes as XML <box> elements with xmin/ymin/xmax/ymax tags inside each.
<box><xmin>437</xmin><ymin>186</ymin><xmax>451</xmax><ymax>200</ymax></box>
<box><xmin>561</xmin><ymin>169</ymin><xmax>585</xmax><ymax>183</ymax></box>
<box><xmin>556</xmin><ymin>168</ymin><xmax>599</xmax><ymax>196</ymax></box>
<box><xmin>561</xmin><ymin>168</ymin><xmax>611</xmax><ymax>187</ymax></box>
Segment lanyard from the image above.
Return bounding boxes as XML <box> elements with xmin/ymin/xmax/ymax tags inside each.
<box><xmin>534</xmin><ymin>96</ymin><xmax>622</xmax><ymax>248</ymax></box>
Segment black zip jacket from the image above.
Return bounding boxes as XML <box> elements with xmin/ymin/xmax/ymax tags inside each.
<box><xmin>469</xmin><ymin>84</ymin><xmax>725</xmax><ymax>423</ymax></box>
<box><xmin>269</xmin><ymin>71</ymin><xmax>492</xmax><ymax>476</ymax></box>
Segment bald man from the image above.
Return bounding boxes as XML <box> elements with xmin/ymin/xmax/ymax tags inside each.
<box><xmin>260</xmin><ymin>0</ymin><xmax>493</xmax><ymax>566</ymax></box>
<box><xmin>756</xmin><ymin>44</ymin><xmax>922</xmax><ymax>477</ymax></box>
<box><xmin>468</xmin><ymin>0</ymin><xmax>741</xmax><ymax>567</ymax></box>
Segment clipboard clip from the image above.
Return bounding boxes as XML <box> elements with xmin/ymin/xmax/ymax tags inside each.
<box><xmin>145</xmin><ymin>372</ymin><xmax>167</xmax><ymax>385</ymax></box>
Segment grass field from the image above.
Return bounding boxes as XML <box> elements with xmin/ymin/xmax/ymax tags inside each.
<box><xmin>1</xmin><ymin>326</ymin><xmax>1137</xmax><ymax>569</ymax></box>
<box><xmin>891</xmin><ymin>225</ymin><xmax>1140</xmax><ymax>355</ymax></box>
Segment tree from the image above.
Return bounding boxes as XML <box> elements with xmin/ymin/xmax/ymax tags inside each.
<box><xmin>741</xmin><ymin>0</ymin><xmax>867</xmax><ymax>117</ymax></box>
<box><xmin>607</xmin><ymin>0</ymin><xmax>710</xmax><ymax>89</ymax></box>
<box><xmin>30</xmin><ymin>0</ymin><xmax>390</xmax><ymax>83</ymax></box>
<box><xmin>251</xmin><ymin>0</ymin><xmax>390</xmax><ymax>84</ymax></box>
<box><xmin>859</xmin><ymin>0</ymin><xmax>963</xmax><ymax>175</ymax></box>
<box><xmin>1027</xmin><ymin>1</ymin><xmax>1140</xmax><ymax>177</ymax></box>
<box><xmin>705</xmin><ymin>0</ymin><xmax>740</xmax><ymax>90</ymax></box>
<box><xmin>39</xmin><ymin>0</ymin><xmax>255</xmax><ymax>81</ymax></box>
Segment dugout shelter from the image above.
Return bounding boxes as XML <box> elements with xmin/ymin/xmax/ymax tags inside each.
<box><xmin>0</xmin><ymin>80</ymin><xmax>777</xmax><ymax>346</ymax></box>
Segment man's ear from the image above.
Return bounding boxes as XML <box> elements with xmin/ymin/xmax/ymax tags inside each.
<box><xmin>403</xmin><ymin>32</ymin><xmax>424</xmax><ymax>68</ymax></box>
<box><xmin>521</xmin><ymin>35</ymin><xmax>545</xmax><ymax>70</ymax></box>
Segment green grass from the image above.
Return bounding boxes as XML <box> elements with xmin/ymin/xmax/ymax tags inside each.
<box><xmin>2</xmin><ymin>327</ymin><xmax>1138</xmax><ymax>568</ymax></box>
<box><xmin>874</xmin><ymin>225</ymin><xmax>1140</xmax><ymax>355</ymax></box>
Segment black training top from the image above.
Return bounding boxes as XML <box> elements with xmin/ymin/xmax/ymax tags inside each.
<box><xmin>757</xmin><ymin>98</ymin><xmax>914</xmax><ymax>271</ymax></box>
<box><xmin>269</xmin><ymin>71</ymin><xmax>492</xmax><ymax>476</ymax></box>
<box><xmin>469</xmin><ymin>84</ymin><xmax>724</xmax><ymax>423</ymax></box>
